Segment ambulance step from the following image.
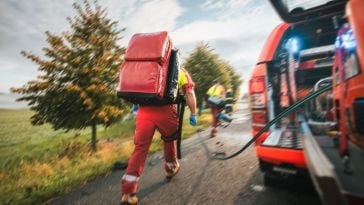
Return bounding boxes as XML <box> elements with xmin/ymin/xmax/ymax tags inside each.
<box><xmin>262</xmin><ymin>128</ymin><xmax>303</xmax><ymax>149</ymax></box>
<box><xmin>262</xmin><ymin>129</ymin><xmax>282</xmax><ymax>146</ymax></box>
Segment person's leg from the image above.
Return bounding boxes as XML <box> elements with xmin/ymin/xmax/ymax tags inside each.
<box><xmin>163</xmin><ymin>140</ymin><xmax>180</xmax><ymax>181</ymax></box>
<box><xmin>217</xmin><ymin>110</ymin><xmax>232</xmax><ymax>123</ymax></box>
<box><xmin>155</xmin><ymin>105</ymin><xmax>179</xmax><ymax>175</ymax></box>
<box><xmin>121</xmin><ymin>118</ymin><xmax>155</xmax><ymax>203</ymax></box>
<box><xmin>163</xmin><ymin>140</ymin><xmax>177</xmax><ymax>166</ymax></box>
<box><xmin>211</xmin><ymin>107</ymin><xmax>219</xmax><ymax>127</ymax></box>
<box><xmin>210</xmin><ymin>107</ymin><xmax>219</xmax><ymax>137</ymax></box>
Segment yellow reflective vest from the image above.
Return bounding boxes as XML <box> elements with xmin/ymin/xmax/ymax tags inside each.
<box><xmin>207</xmin><ymin>84</ymin><xmax>225</xmax><ymax>98</ymax></box>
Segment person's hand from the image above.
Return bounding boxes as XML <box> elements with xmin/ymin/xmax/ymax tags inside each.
<box><xmin>189</xmin><ymin>114</ymin><xmax>197</xmax><ymax>126</ymax></box>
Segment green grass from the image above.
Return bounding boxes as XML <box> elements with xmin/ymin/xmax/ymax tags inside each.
<box><xmin>0</xmin><ymin>109</ymin><xmax>135</xmax><ymax>171</ymax></box>
<box><xmin>0</xmin><ymin>108</ymin><xmax>211</xmax><ymax>205</ymax></box>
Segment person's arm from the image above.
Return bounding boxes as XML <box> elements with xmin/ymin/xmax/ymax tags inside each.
<box><xmin>185</xmin><ymin>88</ymin><xmax>196</xmax><ymax>115</ymax></box>
<box><xmin>179</xmin><ymin>67</ymin><xmax>197</xmax><ymax>125</ymax></box>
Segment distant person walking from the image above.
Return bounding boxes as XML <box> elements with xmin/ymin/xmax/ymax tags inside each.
<box><xmin>206</xmin><ymin>80</ymin><xmax>225</xmax><ymax>138</ymax></box>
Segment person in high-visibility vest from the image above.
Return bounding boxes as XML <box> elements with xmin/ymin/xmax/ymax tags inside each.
<box><xmin>206</xmin><ymin>80</ymin><xmax>226</xmax><ymax>138</ymax></box>
<box><xmin>120</xmin><ymin>67</ymin><xmax>197</xmax><ymax>205</ymax></box>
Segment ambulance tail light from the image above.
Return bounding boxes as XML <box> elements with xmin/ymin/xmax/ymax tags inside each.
<box><xmin>250</xmin><ymin>77</ymin><xmax>267</xmax><ymax>109</ymax></box>
<box><xmin>249</xmin><ymin>76</ymin><xmax>268</xmax><ymax>132</ymax></box>
<box><xmin>250</xmin><ymin>77</ymin><xmax>265</xmax><ymax>93</ymax></box>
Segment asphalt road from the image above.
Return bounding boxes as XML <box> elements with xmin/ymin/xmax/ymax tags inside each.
<box><xmin>51</xmin><ymin>100</ymin><xmax>322</xmax><ymax>205</ymax></box>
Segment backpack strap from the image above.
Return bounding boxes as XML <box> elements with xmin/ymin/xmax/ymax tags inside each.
<box><xmin>176</xmin><ymin>94</ymin><xmax>186</xmax><ymax>159</ymax></box>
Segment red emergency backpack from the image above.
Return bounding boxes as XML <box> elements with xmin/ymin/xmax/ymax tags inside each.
<box><xmin>117</xmin><ymin>31</ymin><xmax>180</xmax><ymax>105</ymax></box>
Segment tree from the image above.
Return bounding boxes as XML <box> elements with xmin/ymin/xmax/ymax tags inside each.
<box><xmin>226</xmin><ymin>64</ymin><xmax>243</xmax><ymax>100</ymax></box>
<box><xmin>184</xmin><ymin>42</ymin><xmax>242</xmax><ymax>108</ymax></box>
<box><xmin>12</xmin><ymin>1</ymin><xmax>128</xmax><ymax>151</ymax></box>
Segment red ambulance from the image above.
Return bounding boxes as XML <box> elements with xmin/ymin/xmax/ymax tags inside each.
<box><xmin>249</xmin><ymin>0</ymin><xmax>364</xmax><ymax>204</ymax></box>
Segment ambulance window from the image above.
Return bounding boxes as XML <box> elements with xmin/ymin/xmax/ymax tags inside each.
<box><xmin>285</xmin><ymin>0</ymin><xmax>333</xmax><ymax>12</ymax></box>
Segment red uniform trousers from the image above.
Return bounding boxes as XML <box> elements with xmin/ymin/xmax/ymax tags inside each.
<box><xmin>121</xmin><ymin>104</ymin><xmax>179</xmax><ymax>194</ymax></box>
<box><xmin>211</xmin><ymin>106</ymin><xmax>220</xmax><ymax>128</ymax></box>
<box><xmin>210</xmin><ymin>106</ymin><xmax>223</xmax><ymax>136</ymax></box>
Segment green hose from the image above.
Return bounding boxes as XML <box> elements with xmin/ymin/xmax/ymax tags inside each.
<box><xmin>214</xmin><ymin>84</ymin><xmax>332</xmax><ymax>160</ymax></box>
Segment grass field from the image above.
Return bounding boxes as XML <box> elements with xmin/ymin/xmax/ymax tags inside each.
<box><xmin>0</xmin><ymin>108</ymin><xmax>211</xmax><ymax>205</ymax></box>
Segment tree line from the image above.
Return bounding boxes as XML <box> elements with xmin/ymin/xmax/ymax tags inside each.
<box><xmin>12</xmin><ymin>1</ymin><xmax>242</xmax><ymax>150</ymax></box>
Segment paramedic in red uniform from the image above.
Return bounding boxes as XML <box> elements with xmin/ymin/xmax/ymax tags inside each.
<box><xmin>120</xmin><ymin>67</ymin><xmax>197</xmax><ymax>205</ymax></box>
<box><xmin>206</xmin><ymin>80</ymin><xmax>226</xmax><ymax>138</ymax></box>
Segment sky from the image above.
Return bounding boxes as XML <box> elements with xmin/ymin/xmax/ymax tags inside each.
<box><xmin>0</xmin><ymin>0</ymin><xmax>281</xmax><ymax>94</ymax></box>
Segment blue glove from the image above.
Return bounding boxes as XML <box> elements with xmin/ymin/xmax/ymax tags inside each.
<box><xmin>189</xmin><ymin>114</ymin><xmax>197</xmax><ymax>126</ymax></box>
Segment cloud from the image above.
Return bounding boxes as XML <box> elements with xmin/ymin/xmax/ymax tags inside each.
<box><xmin>102</xmin><ymin>0</ymin><xmax>138</xmax><ymax>19</ymax></box>
<box><xmin>0</xmin><ymin>0</ymin><xmax>77</xmax><ymax>93</ymax></box>
<box><xmin>0</xmin><ymin>59</ymin><xmax>39</xmax><ymax>92</ymax></box>
<box><xmin>119</xmin><ymin>0</ymin><xmax>184</xmax><ymax>45</ymax></box>
<box><xmin>199</xmin><ymin>0</ymin><xmax>254</xmax><ymax>20</ymax></box>
<box><xmin>172</xmin><ymin>1</ymin><xmax>280</xmax><ymax>69</ymax></box>
<box><xmin>172</xmin><ymin>2</ymin><xmax>280</xmax><ymax>44</ymax></box>
<box><xmin>200</xmin><ymin>0</ymin><xmax>225</xmax><ymax>10</ymax></box>
<box><xmin>170</xmin><ymin>0</ymin><xmax>281</xmax><ymax>93</ymax></box>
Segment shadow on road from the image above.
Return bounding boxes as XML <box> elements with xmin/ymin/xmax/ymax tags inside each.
<box><xmin>138</xmin><ymin>180</ymin><xmax>166</xmax><ymax>199</ymax></box>
<box><xmin>235</xmin><ymin>169</ymin><xmax>322</xmax><ymax>205</ymax></box>
<box><xmin>181</xmin><ymin>131</ymin><xmax>213</xmax><ymax>205</ymax></box>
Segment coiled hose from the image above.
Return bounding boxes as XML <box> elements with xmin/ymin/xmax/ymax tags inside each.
<box><xmin>214</xmin><ymin>84</ymin><xmax>332</xmax><ymax>160</ymax></box>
